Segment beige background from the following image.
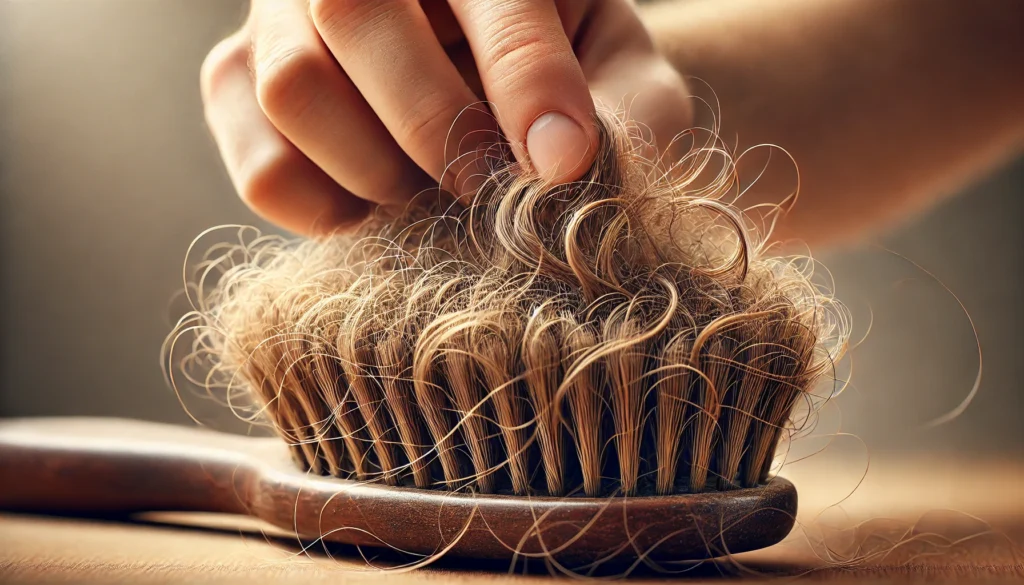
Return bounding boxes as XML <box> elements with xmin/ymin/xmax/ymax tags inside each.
<box><xmin>1</xmin><ymin>0</ymin><xmax>1021</xmax><ymax>461</ymax></box>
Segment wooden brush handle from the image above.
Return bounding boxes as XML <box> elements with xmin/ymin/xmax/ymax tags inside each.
<box><xmin>0</xmin><ymin>417</ymin><xmax>800</xmax><ymax>564</ymax></box>
<box><xmin>0</xmin><ymin>418</ymin><xmax>257</xmax><ymax>517</ymax></box>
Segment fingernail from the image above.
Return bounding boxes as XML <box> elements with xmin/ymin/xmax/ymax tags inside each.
<box><xmin>526</xmin><ymin>112</ymin><xmax>592</xmax><ymax>182</ymax></box>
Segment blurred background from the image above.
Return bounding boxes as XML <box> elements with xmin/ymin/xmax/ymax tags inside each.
<box><xmin>1</xmin><ymin>0</ymin><xmax>1021</xmax><ymax>462</ymax></box>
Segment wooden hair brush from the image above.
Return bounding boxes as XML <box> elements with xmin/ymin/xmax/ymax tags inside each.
<box><xmin>0</xmin><ymin>417</ymin><xmax>796</xmax><ymax>567</ymax></box>
<box><xmin>0</xmin><ymin>112</ymin><xmax>846</xmax><ymax>570</ymax></box>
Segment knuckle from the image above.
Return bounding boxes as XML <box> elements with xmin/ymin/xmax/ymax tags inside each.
<box><xmin>481</xmin><ymin>19</ymin><xmax>562</xmax><ymax>91</ymax></box>
<box><xmin>644</xmin><ymin>63</ymin><xmax>689</xmax><ymax>104</ymax></box>
<box><xmin>307</xmin><ymin>0</ymin><xmax>343</xmax><ymax>32</ymax></box>
<box><xmin>394</xmin><ymin>98</ymin><xmax>459</xmax><ymax>163</ymax></box>
<box><xmin>235</xmin><ymin>147</ymin><xmax>368</xmax><ymax>232</ymax></box>
<box><xmin>235</xmin><ymin>144</ymin><xmax>295</xmax><ymax>210</ymax></box>
<box><xmin>200</xmin><ymin>32</ymin><xmax>250</xmax><ymax>102</ymax></box>
<box><xmin>308</xmin><ymin>0</ymin><xmax>362</xmax><ymax>24</ymax></box>
<box><xmin>642</xmin><ymin>62</ymin><xmax>693</xmax><ymax>119</ymax></box>
<box><xmin>253</xmin><ymin>46</ymin><xmax>326</xmax><ymax>124</ymax></box>
<box><xmin>310</xmin><ymin>0</ymin><xmax>400</xmax><ymax>49</ymax></box>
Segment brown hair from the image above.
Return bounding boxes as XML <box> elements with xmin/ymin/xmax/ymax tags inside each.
<box><xmin>168</xmin><ymin>111</ymin><xmax>849</xmax><ymax>498</ymax></box>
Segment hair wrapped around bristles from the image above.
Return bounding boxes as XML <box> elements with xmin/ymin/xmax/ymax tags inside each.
<box><xmin>170</xmin><ymin>111</ymin><xmax>849</xmax><ymax>497</ymax></box>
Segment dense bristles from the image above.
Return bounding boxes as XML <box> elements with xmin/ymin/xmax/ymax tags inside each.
<box><xmin>171</xmin><ymin>111</ymin><xmax>849</xmax><ymax>497</ymax></box>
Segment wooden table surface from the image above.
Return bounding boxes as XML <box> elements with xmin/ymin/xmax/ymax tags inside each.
<box><xmin>2</xmin><ymin>457</ymin><xmax>1022</xmax><ymax>583</ymax></box>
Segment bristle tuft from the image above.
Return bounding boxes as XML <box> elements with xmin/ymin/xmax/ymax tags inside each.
<box><xmin>170</xmin><ymin>110</ymin><xmax>850</xmax><ymax>496</ymax></box>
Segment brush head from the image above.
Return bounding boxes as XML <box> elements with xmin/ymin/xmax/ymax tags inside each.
<box><xmin>171</xmin><ymin>112</ymin><xmax>847</xmax><ymax>505</ymax></box>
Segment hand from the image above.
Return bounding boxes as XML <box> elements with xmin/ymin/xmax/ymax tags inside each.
<box><xmin>201</xmin><ymin>0</ymin><xmax>692</xmax><ymax>236</ymax></box>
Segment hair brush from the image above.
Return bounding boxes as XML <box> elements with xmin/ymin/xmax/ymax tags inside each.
<box><xmin>0</xmin><ymin>112</ymin><xmax>846</xmax><ymax>569</ymax></box>
<box><xmin>0</xmin><ymin>417</ymin><xmax>795</xmax><ymax>567</ymax></box>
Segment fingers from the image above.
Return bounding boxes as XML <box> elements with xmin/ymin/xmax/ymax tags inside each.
<box><xmin>449</xmin><ymin>0</ymin><xmax>598</xmax><ymax>183</ymax></box>
<box><xmin>310</xmin><ymin>0</ymin><xmax>498</xmax><ymax>194</ymax></box>
<box><xmin>201</xmin><ymin>31</ymin><xmax>370</xmax><ymax>236</ymax></box>
<box><xmin>250</xmin><ymin>0</ymin><xmax>429</xmax><ymax>206</ymax></box>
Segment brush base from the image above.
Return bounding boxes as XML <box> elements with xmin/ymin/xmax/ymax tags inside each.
<box><xmin>0</xmin><ymin>418</ymin><xmax>797</xmax><ymax>566</ymax></box>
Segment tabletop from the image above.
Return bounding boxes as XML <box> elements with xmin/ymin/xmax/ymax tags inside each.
<box><xmin>2</xmin><ymin>457</ymin><xmax>1022</xmax><ymax>583</ymax></box>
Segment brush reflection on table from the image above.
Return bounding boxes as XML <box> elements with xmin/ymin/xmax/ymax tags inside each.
<box><xmin>1</xmin><ymin>457</ymin><xmax>1020</xmax><ymax>583</ymax></box>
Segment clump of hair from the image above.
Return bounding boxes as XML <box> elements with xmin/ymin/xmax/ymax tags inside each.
<box><xmin>169</xmin><ymin>111</ymin><xmax>849</xmax><ymax>498</ymax></box>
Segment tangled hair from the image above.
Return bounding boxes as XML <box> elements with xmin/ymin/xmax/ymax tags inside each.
<box><xmin>171</xmin><ymin>111</ymin><xmax>849</xmax><ymax>499</ymax></box>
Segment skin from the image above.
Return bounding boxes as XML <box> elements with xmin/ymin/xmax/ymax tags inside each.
<box><xmin>200</xmin><ymin>0</ymin><xmax>690</xmax><ymax>236</ymax></box>
<box><xmin>640</xmin><ymin>0</ymin><xmax>1024</xmax><ymax>244</ymax></box>
<box><xmin>201</xmin><ymin>0</ymin><xmax>1024</xmax><ymax>244</ymax></box>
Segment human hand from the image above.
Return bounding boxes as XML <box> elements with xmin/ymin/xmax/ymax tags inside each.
<box><xmin>201</xmin><ymin>0</ymin><xmax>692</xmax><ymax>236</ymax></box>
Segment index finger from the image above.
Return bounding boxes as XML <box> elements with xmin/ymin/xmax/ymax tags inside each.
<box><xmin>449</xmin><ymin>0</ymin><xmax>598</xmax><ymax>183</ymax></box>
<box><xmin>310</xmin><ymin>0</ymin><xmax>497</xmax><ymax>196</ymax></box>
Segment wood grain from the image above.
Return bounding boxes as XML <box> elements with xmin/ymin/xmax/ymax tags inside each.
<box><xmin>0</xmin><ymin>417</ymin><xmax>797</xmax><ymax>566</ymax></box>
<box><xmin>2</xmin><ymin>418</ymin><xmax>1022</xmax><ymax>582</ymax></box>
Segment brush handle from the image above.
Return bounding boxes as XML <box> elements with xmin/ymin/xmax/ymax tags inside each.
<box><xmin>0</xmin><ymin>418</ymin><xmax>258</xmax><ymax>517</ymax></box>
<box><xmin>0</xmin><ymin>417</ymin><xmax>800</xmax><ymax>564</ymax></box>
